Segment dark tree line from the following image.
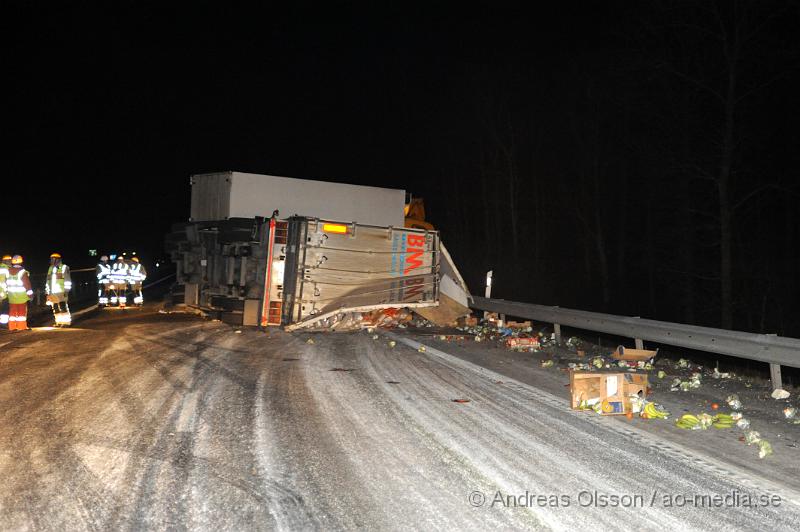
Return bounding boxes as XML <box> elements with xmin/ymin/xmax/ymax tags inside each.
<box><xmin>424</xmin><ymin>0</ymin><xmax>800</xmax><ymax>335</ymax></box>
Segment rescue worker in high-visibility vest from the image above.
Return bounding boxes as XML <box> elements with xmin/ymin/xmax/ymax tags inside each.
<box><xmin>96</xmin><ymin>255</ymin><xmax>112</xmax><ymax>306</ymax></box>
<box><xmin>0</xmin><ymin>254</ymin><xmax>10</xmax><ymax>328</ymax></box>
<box><xmin>110</xmin><ymin>256</ymin><xmax>129</xmax><ymax>306</ymax></box>
<box><xmin>127</xmin><ymin>256</ymin><xmax>147</xmax><ymax>306</ymax></box>
<box><xmin>6</xmin><ymin>255</ymin><xmax>33</xmax><ymax>331</ymax></box>
<box><xmin>45</xmin><ymin>253</ymin><xmax>72</xmax><ymax>326</ymax></box>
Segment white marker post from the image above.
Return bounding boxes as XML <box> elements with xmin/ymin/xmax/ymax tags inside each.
<box><xmin>484</xmin><ymin>270</ymin><xmax>493</xmax><ymax>319</ymax></box>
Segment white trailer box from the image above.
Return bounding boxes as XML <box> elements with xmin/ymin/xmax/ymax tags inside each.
<box><xmin>190</xmin><ymin>171</ymin><xmax>406</xmax><ymax>227</ymax></box>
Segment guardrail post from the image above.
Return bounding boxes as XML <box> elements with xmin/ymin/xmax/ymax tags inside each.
<box><xmin>770</xmin><ymin>364</ymin><xmax>783</xmax><ymax>391</ymax></box>
<box><xmin>554</xmin><ymin>323</ymin><xmax>562</xmax><ymax>346</ymax></box>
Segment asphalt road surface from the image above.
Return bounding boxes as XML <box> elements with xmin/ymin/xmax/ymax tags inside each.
<box><xmin>1</xmin><ymin>309</ymin><xmax>799</xmax><ymax>531</ymax></box>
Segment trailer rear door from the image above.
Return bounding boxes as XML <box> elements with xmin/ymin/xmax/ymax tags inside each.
<box><xmin>263</xmin><ymin>217</ymin><xmax>439</xmax><ymax>330</ymax></box>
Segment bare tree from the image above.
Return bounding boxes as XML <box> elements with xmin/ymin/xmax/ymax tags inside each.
<box><xmin>650</xmin><ymin>0</ymin><xmax>798</xmax><ymax>328</ymax></box>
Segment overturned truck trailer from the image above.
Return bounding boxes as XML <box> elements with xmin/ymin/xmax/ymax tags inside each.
<box><xmin>165</xmin><ymin>172</ymin><xmax>469</xmax><ymax>329</ymax></box>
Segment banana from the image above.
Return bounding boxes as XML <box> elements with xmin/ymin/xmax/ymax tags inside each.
<box><xmin>673</xmin><ymin>411</ymin><xmax>737</xmax><ymax>430</ymax></box>
<box><xmin>642</xmin><ymin>402</ymin><xmax>670</xmax><ymax>419</ymax></box>
<box><xmin>711</xmin><ymin>413</ymin><xmax>734</xmax><ymax>428</ymax></box>
<box><xmin>676</xmin><ymin>414</ymin><xmax>699</xmax><ymax>429</ymax></box>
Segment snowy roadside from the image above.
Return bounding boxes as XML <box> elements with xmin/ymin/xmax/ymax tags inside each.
<box><xmin>398</xmin><ymin>325</ymin><xmax>800</xmax><ymax>493</ymax></box>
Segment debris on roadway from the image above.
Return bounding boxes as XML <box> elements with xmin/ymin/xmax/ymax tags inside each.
<box><xmin>276</xmin><ymin>306</ymin><xmax>798</xmax><ymax>465</ymax></box>
<box><xmin>727</xmin><ymin>394</ymin><xmax>743</xmax><ymax>410</ymax></box>
<box><xmin>610</xmin><ymin>345</ymin><xmax>657</xmax><ymax>362</ymax></box>
<box><xmin>405</xmin><ymin>311</ymin><xmax>799</xmax><ymax>463</ymax></box>
<box><xmin>772</xmin><ymin>388</ymin><xmax>791</xmax><ymax>400</ymax></box>
<box><xmin>675</xmin><ymin>413</ymin><xmax>734</xmax><ymax>430</ymax></box>
<box><xmin>506</xmin><ymin>336</ymin><xmax>541</xmax><ymax>351</ymax></box>
<box><xmin>569</xmin><ymin>371</ymin><xmax>650</xmax><ymax>416</ymax></box>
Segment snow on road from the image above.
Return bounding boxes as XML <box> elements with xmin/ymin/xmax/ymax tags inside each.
<box><xmin>0</xmin><ymin>310</ymin><xmax>798</xmax><ymax>531</ymax></box>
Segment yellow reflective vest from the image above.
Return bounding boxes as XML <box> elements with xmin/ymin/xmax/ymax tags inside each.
<box><xmin>46</xmin><ymin>264</ymin><xmax>72</xmax><ymax>295</ymax></box>
<box><xmin>7</xmin><ymin>268</ymin><xmax>33</xmax><ymax>304</ymax></box>
<box><xmin>0</xmin><ymin>262</ymin><xmax>8</xmax><ymax>300</ymax></box>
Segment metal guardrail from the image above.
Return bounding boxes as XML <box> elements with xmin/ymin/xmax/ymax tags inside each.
<box><xmin>143</xmin><ymin>272</ymin><xmax>176</xmax><ymax>289</ymax></box>
<box><xmin>470</xmin><ymin>296</ymin><xmax>800</xmax><ymax>390</ymax></box>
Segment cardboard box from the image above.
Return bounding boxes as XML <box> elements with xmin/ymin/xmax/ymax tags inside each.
<box><xmin>569</xmin><ymin>371</ymin><xmax>649</xmax><ymax>415</ymax></box>
<box><xmin>506</xmin><ymin>337</ymin><xmax>541</xmax><ymax>350</ymax></box>
<box><xmin>611</xmin><ymin>345</ymin><xmax>658</xmax><ymax>362</ymax></box>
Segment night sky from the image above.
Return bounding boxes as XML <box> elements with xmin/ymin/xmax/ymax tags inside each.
<box><xmin>8</xmin><ymin>3</ymin><xmax>605</xmax><ymax>260</ymax></box>
<box><xmin>9</xmin><ymin>2</ymin><xmax>800</xmax><ymax>333</ymax></box>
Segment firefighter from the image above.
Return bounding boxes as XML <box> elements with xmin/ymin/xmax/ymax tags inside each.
<box><xmin>110</xmin><ymin>256</ymin><xmax>129</xmax><ymax>306</ymax></box>
<box><xmin>6</xmin><ymin>255</ymin><xmax>33</xmax><ymax>331</ymax></box>
<box><xmin>127</xmin><ymin>256</ymin><xmax>147</xmax><ymax>305</ymax></box>
<box><xmin>0</xmin><ymin>254</ymin><xmax>10</xmax><ymax>329</ymax></box>
<box><xmin>45</xmin><ymin>253</ymin><xmax>72</xmax><ymax>326</ymax></box>
<box><xmin>96</xmin><ymin>255</ymin><xmax>112</xmax><ymax>306</ymax></box>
